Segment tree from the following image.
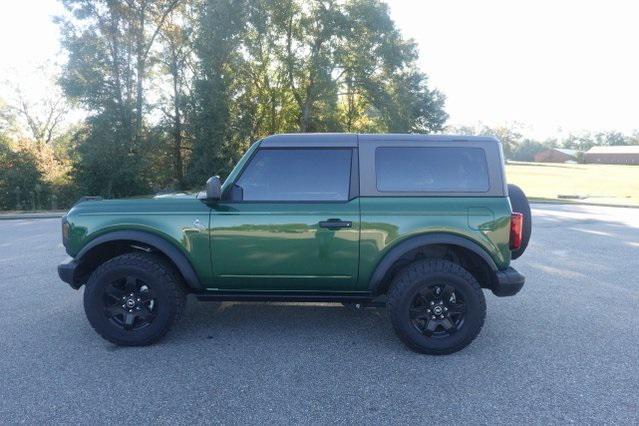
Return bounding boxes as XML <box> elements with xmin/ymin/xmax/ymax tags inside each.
<box><xmin>478</xmin><ymin>125</ymin><xmax>523</xmax><ymax>159</ymax></box>
<box><xmin>54</xmin><ymin>0</ymin><xmax>449</xmax><ymax>196</ymax></box>
<box><xmin>7</xmin><ymin>85</ymin><xmax>68</xmax><ymax>149</ymax></box>
<box><xmin>339</xmin><ymin>0</ymin><xmax>446</xmax><ymax>133</ymax></box>
<box><xmin>127</xmin><ymin>0</ymin><xmax>183</xmax><ymax>141</ymax></box>
<box><xmin>155</xmin><ymin>2</ymin><xmax>197</xmax><ymax>188</ymax></box>
<box><xmin>447</xmin><ymin>123</ymin><xmax>524</xmax><ymax>159</ymax></box>
<box><xmin>187</xmin><ymin>0</ymin><xmax>247</xmax><ymax>184</ymax></box>
<box><xmin>1</xmin><ymin>65</ymin><xmax>69</xmax><ymax>149</ymax></box>
<box><xmin>57</xmin><ymin>0</ymin><xmax>182</xmax><ymax>196</ymax></box>
<box><xmin>0</xmin><ymin>98</ymin><xmax>17</xmax><ymax>137</ymax></box>
<box><xmin>186</xmin><ymin>0</ymin><xmax>448</xmax><ymax>185</ymax></box>
<box><xmin>0</xmin><ymin>138</ymin><xmax>45</xmax><ymax>210</ymax></box>
<box><xmin>510</xmin><ymin>139</ymin><xmax>545</xmax><ymax>162</ymax></box>
<box><xmin>270</xmin><ymin>0</ymin><xmax>447</xmax><ymax>133</ymax></box>
<box><xmin>597</xmin><ymin>131</ymin><xmax>627</xmax><ymax>146</ymax></box>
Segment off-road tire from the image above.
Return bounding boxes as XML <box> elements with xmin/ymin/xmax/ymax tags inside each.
<box><xmin>387</xmin><ymin>259</ymin><xmax>486</xmax><ymax>355</ymax></box>
<box><xmin>83</xmin><ymin>252</ymin><xmax>186</xmax><ymax>346</ymax></box>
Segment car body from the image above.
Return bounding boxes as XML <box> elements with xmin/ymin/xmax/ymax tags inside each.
<box><xmin>58</xmin><ymin>133</ymin><xmax>529</xmax><ymax>353</ymax></box>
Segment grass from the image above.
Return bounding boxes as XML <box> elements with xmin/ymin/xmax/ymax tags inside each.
<box><xmin>505</xmin><ymin>161</ymin><xmax>639</xmax><ymax>206</ymax></box>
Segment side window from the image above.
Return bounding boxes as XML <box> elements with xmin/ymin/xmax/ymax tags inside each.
<box><xmin>376</xmin><ymin>147</ymin><xmax>490</xmax><ymax>192</ymax></box>
<box><xmin>236</xmin><ymin>149</ymin><xmax>352</xmax><ymax>201</ymax></box>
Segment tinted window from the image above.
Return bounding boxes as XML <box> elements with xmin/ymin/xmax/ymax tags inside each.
<box><xmin>376</xmin><ymin>147</ymin><xmax>489</xmax><ymax>192</ymax></box>
<box><xmin>236</xmin><ymin>149</ymin><xmax>352</xmax><ymax>201</ymax></box>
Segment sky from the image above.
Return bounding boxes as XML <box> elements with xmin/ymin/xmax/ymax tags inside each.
<box><xmin>1</xmin><ymin>0</ymin><xmax>637</xmax><ymax>139</ymax></box>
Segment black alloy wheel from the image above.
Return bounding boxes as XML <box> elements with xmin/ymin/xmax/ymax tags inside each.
<box><xmin>103</xmin><ymin>275</ymin><xmax>157</xmax><ymax>331</ymax></box>
<box><xmin>409</xmin><ymin>284</ymin><xmax>466</xmax><ymax>337</ymax></box>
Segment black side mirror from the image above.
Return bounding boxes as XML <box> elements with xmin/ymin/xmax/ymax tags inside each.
<box><xmin>204</xmin><ymin>176</ymin><xmax>221</xmax><ymax>200</ymax></box>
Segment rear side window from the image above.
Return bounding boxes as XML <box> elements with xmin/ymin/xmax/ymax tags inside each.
<box><xmin>376</xmin><ymin>147</ymin><xmax>490</xmax><ymax>192</ymax></box>
<box><xmin>236</xmin><ymin>149</ymin><xmax>352</xmax><ymax>201</ymax></box>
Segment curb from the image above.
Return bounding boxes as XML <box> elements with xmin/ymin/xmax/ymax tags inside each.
<box><xmin>0</xmin><ymin>212</ymin><xmax>65</xmax><ymax>220</ymax></box>
<box><xmin>529</xmin><ymin>199</ymin><xmax>639</xmax><ymax>209</ymax></box>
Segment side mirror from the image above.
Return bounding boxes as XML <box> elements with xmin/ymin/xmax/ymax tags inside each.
<box><xmin>204</xmin><ymin>176</ymin><xmax>222</xmax><ymax>200</ymax></box>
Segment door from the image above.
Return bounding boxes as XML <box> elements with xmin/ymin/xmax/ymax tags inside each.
<box><xmin>210</xmin><ymin>147</ymin><xmax>360</xmax><ymax>291</ymax></box>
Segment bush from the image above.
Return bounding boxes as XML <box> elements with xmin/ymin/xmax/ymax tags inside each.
<box><xmin>511</xmin><ymin>139</ymin><xmax>546</xmax><ymax>162</ymax></box>
<box><xmin>0</xmin><ymin>138</ymin><xmax>82</xmax><ymax>211</ymax></box>
<box><xmin>0</xmin><ymin>141</ymin><xmax>45</xmax><ymax>210</ymax></box>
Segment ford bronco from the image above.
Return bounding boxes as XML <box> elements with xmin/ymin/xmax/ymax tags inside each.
<box><xmin>58</xmin><ymin>133</ymin><xmax>531</xmax><ymax>354</ymax></box>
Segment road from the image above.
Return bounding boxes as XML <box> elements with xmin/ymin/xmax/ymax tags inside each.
<box><xmin>0</xmin><ymin>204</ymin><xmax>637</xmax><ymax>424</ymax></box>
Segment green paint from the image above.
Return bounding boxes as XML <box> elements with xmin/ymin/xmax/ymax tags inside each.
<box><xmin>209</xmin><ymin>199</ymin><xmax>360</xmax><ymax>290</ymax></box>
<box><xmin>64</xmin><ymin>195</ymin><xmax>213</xmax><ymax>283</ymax></box>
<box><xmin>65</xmin><ymin>193</ymin><xmax>511</xmax><ymax>292</ymax></box>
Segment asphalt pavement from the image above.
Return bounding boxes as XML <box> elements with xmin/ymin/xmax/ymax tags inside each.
<box><xmin>0</xmin><ymin>204</ymin><xmax>637</xmax><ymax>424</ymax></box>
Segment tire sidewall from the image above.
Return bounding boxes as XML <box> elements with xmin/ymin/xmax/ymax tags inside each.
<box><xmin>84</xmin><ymin>259</ymin><xmax>177</xmax><ymax>345</ymax></box>
<box><xmin>392</xmin><ymin>269</ymin><xmax>485</xmax><ymax>352</ymax></box>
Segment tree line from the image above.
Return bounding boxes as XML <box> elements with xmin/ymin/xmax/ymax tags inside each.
<box><xmin>1</xmin><ymin>0</ymin><xmax>638</xmax><ymax>211</ymax></box>
<box><xmin>449</xmin><ymin>124</ymin><xmax>639</xmax><ymax>162</ymax></box>
<box><xmin>0</xmin><ymin>0</ymin><xmax>450</xmax><ymax>210</ymax></box>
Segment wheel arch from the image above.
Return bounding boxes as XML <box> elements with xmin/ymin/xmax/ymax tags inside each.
<box><xmin>368</xmin><ymin>233</ymin><xmax>498</xmax><ymax>296</ymax></box>
<box><xmin>74</xmin><ymin>230</ymin><xmax>202</xmax><ymax>290</ymax></box>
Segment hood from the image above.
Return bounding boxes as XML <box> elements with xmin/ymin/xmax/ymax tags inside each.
<box><xmin>68</xmin><ymin>192</ymin><xmax>203</xmax><ymax>215</ymax></box>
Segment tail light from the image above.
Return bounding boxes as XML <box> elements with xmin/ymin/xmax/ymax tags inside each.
<box><xmin>510</xmin><ymin>213</ymin><xmax>523</xmax><ymax>250</ymax></box>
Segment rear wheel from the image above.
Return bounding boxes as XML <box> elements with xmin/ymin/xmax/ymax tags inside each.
<box><xmin>83</xmin><ymin>252</ymin><xmax>186</xmax><ymax>346</ymax></box>
<box><xmin>387</xmin><ymin>259</ymin><xmax>486</xmax><ymax>355</ymax></box>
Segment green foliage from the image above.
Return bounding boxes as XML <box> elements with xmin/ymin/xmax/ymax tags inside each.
<box><xmin>185</xmin><ymin>0</ymin><xmax>448</xmax><ymax>184</ymax></box>
<box><xmin>187</xmin><ymin>0</ymin><xmax>247</xmax><ymax>184</ymax></box>
<box><xmin>0</xmin><ymin>123</ymin><xmax>84</xmax><ymax>211</ymax></box>
<box><xmin>4</xmin><ymin>0</ymin><xmax>450</xmax><ymax>209</ymax></box>
<box><xmin>58</xmin><ymin>0</ymin><xmax>184</xmax><ymax>196</ymax></box>
<box><xmin>563</xmin><ymin>131</ymin><xmax>639</xmax><ymax>151</ymax></box>
<box><xmin>446</xmin><ymin>124</ymin><xmax>639</xmax><ymax>161</ymax></box>
<box><xmin>70</xmin><ymin>114</ymin><xmax>150</xmax><ymax>197</ymax></box>
<box><xmin>0</xmin><ymin>139</ymin><xmax>46</xmax><ymax>210</ymax></box>
<box><xmin>510</xmin><ymin>139</ymin><xmax>546</xmax><ymax>162</ymax></box>
<box><xmin>447</xmin><ymin>124</ymin><xmax>524</xmax><ymax>159</ymax></box>
<box><xmin>58</xmin><ymin>0</ymin><xmax>138</xmax><ymax>196</ymax></box>
<box><xmin>6</xmin><ymin>2</ymin><xmax>639</xmax><ymax>212</ymax></box>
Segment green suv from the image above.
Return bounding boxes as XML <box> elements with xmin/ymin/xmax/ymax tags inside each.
<box><xmin>58</xmin><ymin>133</ymin><xmax>531</xmax><ymax>354</ymax></box>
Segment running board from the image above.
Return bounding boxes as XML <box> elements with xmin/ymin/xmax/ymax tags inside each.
<box><xmin>195</xmin><ymin>291</ymin><xmax>382</xmax><ymax>305</ymax></box>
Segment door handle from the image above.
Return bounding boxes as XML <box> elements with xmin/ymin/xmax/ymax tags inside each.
<box><xmin>319</xmin><ymin>218</ymin><xmax>352</xmax><ymax>229</ymax></box>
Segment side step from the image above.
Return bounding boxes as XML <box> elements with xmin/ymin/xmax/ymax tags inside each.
<box><xmin>195</xmin><ymin>291</ymin><xmax>381</xmax><ymax>305</ymax></box>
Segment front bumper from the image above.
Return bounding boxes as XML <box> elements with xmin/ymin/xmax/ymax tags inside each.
<box><xmin>58</xmin><ymin>257</ymin><xmax>82</xmax><ymax>290</ymax></box>
<box><xmin>492</xmin><ymin>267</ymin><xmax>525</xmax><ymax>297</ymax></box>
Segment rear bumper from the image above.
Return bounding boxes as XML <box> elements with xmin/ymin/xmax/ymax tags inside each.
<box><xmin>492</xmin><ymin>267</ymin><xmax>525</xmax><ymax>297</ymax></box>
<box><xmin>58</xmin><ymin>257</ymin><xmax>82</xmax><ymax>290</ymax></box>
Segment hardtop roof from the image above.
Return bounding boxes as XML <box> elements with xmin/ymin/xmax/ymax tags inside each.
<box><xmin>260</xmin><ymin>133</ymin><xmax>500</xmax><ymax>147</ymax></box>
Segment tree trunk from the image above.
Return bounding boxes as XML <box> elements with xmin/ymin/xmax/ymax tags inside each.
<box><xmin>346</xmin><ymin>72</ymin><xmax>354</xmax><ymax>132</ymax></box>
<box><xmin>135</xmin><ymin>1</ymin><xmax>146</xmax><ymax>142</ymax></box>
<box><xmin>171</xmin><ymin>53</ymin><xmax>184</xmax><ymax>188</ymax></box>
<box><xmin>299</xmin><ymin>101</ymin><xmax>311</xmax><ymax>132</ymax></box>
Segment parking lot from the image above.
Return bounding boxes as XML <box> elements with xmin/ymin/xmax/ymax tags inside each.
<box><xmin>0</xmin><ymin>203</ymin><xmax>637</xmax><ymax>424</ymax></box>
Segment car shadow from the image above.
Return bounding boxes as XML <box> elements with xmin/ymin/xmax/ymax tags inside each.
<box><xmin>167</xmin><ymin>298</ymin><xmax>400</xmax><ymax>351</ymax></box>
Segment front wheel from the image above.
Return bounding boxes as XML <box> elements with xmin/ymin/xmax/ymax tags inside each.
<box><xmin>387</xmin><ymin>259</ymin><xmax>486</xmax><ymax>355</ymax></box>
<box><xmin>83</xmin><ymin>252</ymin><xmax>186</xmax><ymax>346</ymax></box>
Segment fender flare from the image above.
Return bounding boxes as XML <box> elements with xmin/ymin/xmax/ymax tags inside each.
<box><xmin>76</xmin><ymin>230</ymin><xmax>203</xmax><ymax>290</ymax></box>
<box><xmin>368</xmin><ymin>233</ymin><xmax>498</xmax><ymax>294</ymax></box>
